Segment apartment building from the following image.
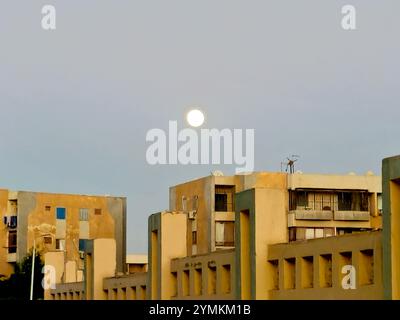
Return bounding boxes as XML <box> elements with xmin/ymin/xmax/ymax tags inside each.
<box><xmin>146</xmin><ymin>171</ymin><xmax>382</xmax><ymax>300</ymax></box>
<box><xmin>0</xmin><ymin>189</ymin><xmax>127</xmax><ymax>280</ymax></box>
<box><xmin>46</xmin><ymin>167</ymin><xmax>394</xmax><ymax>300</ymax></box>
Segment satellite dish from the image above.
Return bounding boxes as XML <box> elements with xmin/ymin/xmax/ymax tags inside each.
<box><xmin>211</xmin><ymin>170</ymin><xmax>224</xmax><ymax>176</ymax></box>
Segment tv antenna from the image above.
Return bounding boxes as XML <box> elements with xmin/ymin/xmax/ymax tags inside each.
<box><xmin>281</xmin><ymin>155</ymin><xmax>300</xmax><ymax>174</ymax></box>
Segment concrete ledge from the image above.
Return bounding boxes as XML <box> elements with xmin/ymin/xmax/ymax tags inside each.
<box><xmin>291</xmin><ymin>210</ymin><xmax>333</xmax><ymax>220</ymax></box>
<box><xmin>334</xmin><ymin>211</ymin><xmax>370</xmax><ymax>221</ymax></box>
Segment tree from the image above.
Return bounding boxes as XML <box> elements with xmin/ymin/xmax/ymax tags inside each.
<box><xmin>0</xmin><ymin>251</ymin><xmax>44</xmax><ymax>300</ymax></box>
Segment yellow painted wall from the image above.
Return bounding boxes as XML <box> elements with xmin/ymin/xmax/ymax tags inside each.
<box><xmin>253</xmin><ymin>174</ymin><xmax>288</xmax><ymax>299</ymax></box>
<box><xmin>160</xmin><ymin>212</ymin><xmax>187</xmax><ymax>299</ymax></box>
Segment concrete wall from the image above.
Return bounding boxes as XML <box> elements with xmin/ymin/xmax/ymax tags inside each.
<box><xmin>268</xmin><ymin>231</ymin><xmax>383</xmax><ymax>299</ymax></box>
<box><xmin>170</xmin><ymin>249</ymin><xmax>235</xmax><ymax>300</ymax></box>
<box><xmin>103</xmin><ymin>272</ymin><xmax>148</xmax><ymax>300</ymax></box>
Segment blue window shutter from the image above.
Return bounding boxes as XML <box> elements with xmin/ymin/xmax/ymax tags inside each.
<box><xmin>56</xmin><ymin>207</ymin><xmax>66</xmax><ymax>220</ymax></box>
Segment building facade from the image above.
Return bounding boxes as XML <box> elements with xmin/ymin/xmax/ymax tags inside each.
<box><xmin>45</xmin><ymin>162</ymin><xmax>400</xmax><ymax>301</ymax></box>
<box><xmin>0</xmin><ymin>189</ymin><xmax>126</xmax><ymax>280</ymax></box>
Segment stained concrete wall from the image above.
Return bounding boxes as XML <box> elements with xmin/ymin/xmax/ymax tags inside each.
<box><xmin>170</xmin><ymin>249</ymin><xmax>235</xmax><ymax>300</ymax></box>
<box><xmin>268</xmin><ymin>231</ymin><xmax>383</xmax><ymax>299</ymax></box>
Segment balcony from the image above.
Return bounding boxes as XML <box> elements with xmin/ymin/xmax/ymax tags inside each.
<box><xmin>334</xmin><ymin>211</ymin><xmax>370</xmax><ymax>221</ymax></box>
<box><xmin>290</xmin><ymin>209</ymin><xmax>333</xmax><ymax>220</ymax></box>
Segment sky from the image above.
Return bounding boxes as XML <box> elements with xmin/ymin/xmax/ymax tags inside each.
<box><xmin>0</xmin><ymin>1</ymin><xmax>399</xmax><ymax>254</ymax></box>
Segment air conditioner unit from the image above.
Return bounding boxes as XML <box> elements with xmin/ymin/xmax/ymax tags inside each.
<box><xmin>188</xmin><ymin>211</ymin><xmax>196</xmax><ymax>220</ymax></box>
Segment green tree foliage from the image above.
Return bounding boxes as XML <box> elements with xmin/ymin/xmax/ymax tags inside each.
<box><xmin>0</xmin><ymin>251</ymin><xmax>44</xmax><ymax>300</ymax></box>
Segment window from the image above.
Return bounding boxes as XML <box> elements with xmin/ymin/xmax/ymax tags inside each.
<box><xmin>215</xmin><ymin>221</ymin><xmax>234</xmax><ymax>247</ymax></box>
<box><xmin>192</xmin><ymin>195</ymin><xmax>199</xmax><ymax>211</ymax></box>
<box><xmin>43</xmin><ymin>236</ymin><xmax>52</xmax><ymax>244</ymax></box>
<box><xmin>215</xmin><ymin>194</ymin><xmax>228</xmax><ymax>211</ymax></box>
<box><xmin>8</xmin><ymin>230</ymin><xmax>17</xmax><ymax>254</ymax></box>
<box><xmin>296</xmin><ymin>191</ymin><xmax>308</xmax><ymax>208</ymax></box>
<box><xmin>377</xmin><ymin>194</ymin><xmax>383</xmax><ymax>215</ymax></box>
<box><xmin>182</xmin><ymin>195</ymin><xmax>199</xmax><ymax>212</ymax></box>
<box><xmin>94</xmin><ymin>208</ymin><xmax>102</xmax><ymax>215</ymax></box>
<box><xmin>215</xmin><ymin>185</ymin><xmax>234</xmax><ymax>211</ymax></box>
<box><xmin>305</xmin><ymin>228</ymin><xmax>315</xmax><ymax>240</ymax></box>
<box><xmin>192</xmin><ymin>231</ymin><xmax>197</xmax><ymax>245</ymax></box>
<box><xmin>292</xmin><ymin>227</ymin><xmax>328</xmax><ymax>241</ymax></box>
<box><xmin>45</xmin><ymin>205</ymin><xmax>51</xmax><ymax>211</ymax></box>
<box><xmin>182</xmin><ymin>196</ymin><xmax>187</xmax><ymax>211</ymax></box>
<box><xmin>338</xmin><ymin>192</ymin><xmax>369</xmax><ymax>211</ymax></box>
<box><xmin>290</xmin><ymin>191</ymin><xmax>336</xmax><ymax>211</ymax></box>
<box><xmin>56</xmin><ymin>207</ymin><xmax>66</xmax><ymax>220</ymax></box>
<box><xmin>79</xmin><ymin>239</ymin><xmax>86</xmax><ymax>251</ymax></box>
<box><xmin>56</xmin><ymin>239</ymin><xmax>65</xmax><ymax>251</ymax></box>
<box><xmin>79</xmin><ymin>208</ymin><xmax>89</xmax><ymax>221</ymax></box>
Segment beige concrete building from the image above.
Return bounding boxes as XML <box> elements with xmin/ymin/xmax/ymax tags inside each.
<box><xmin>0</xmin><ymin>189</ymin><xmax>126</xmax><ymax>280</ymax></box>
<box><xmin>44</xmin><ymin>165</ymin><xmax>400</xmax><ymax>301</ymax></box>
<box><xmin>165</xmin><ymin>171</ymin><xmax>382</xmax><ymax>300</ymax></box>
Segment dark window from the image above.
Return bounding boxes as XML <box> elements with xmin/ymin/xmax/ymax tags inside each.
<box><xmin>297</xmin><ymin>191</ymin><xmax>308</xmax><ymax>207</ymax></box>
<box><xmin>45</xmin><ymin>206</ymin><xmax>51</xmax><ymax>211</ymax></box>
<box><xmin>192</xmin><ymin>231</ymin><xmax>197</xmax><ymax>245</ymax></box>
<box><xmin>56</xmin><ymin>239</ymin><xmax>65</xmax><ymax>250</ymax></box>
<box><xmin>8</xmin><ymin>231</ymin><xmax>17</xmax><ymax>253</ymax></box>
<box><xmin>94</xmin><ymin>208</ymin><xmax>102</xmax><ymax>215</ymax></box>
<box><xmin>338</xmin><ymin>192</ymin><xmax>369</xmax><ymax>211</ymax></box>
<box><xmin>215</xmin><ymin>194</ymin><xmax>228</xmax><ymax>211</ymax></box>
<box><xmin>56</xmin><ymin>207</ymin><xmax>66</xmax><ymax>220</ymax></box>
<box><xmin>215</xmin><ymin>185</ymin><xmax>234</xmax><ymax>211</ymax></box>
<box><xmin>43</xmin><ymin>236</ymin><xmax>52</xmax><ymax>244</ymax></box>
<box><xmin>79</xmin><ymin>239</ymin><xmax>86</xmax><ymax>251</ymax></box>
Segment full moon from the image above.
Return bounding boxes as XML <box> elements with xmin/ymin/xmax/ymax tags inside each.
<box><xmin>186</xmin><ymin>109</ymin><xmax>205</xmax><ymax>127</ymax></box>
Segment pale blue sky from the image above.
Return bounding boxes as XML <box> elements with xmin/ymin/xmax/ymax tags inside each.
<box><xmin>0</xmin><ymin>1</ymin><xmax>399</xmax><ymax>253</ymax></box>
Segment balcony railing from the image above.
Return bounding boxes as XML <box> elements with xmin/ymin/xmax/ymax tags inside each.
<box><xmin>291</xmin><ymin>209</ymin><xmax>333</xmax><ymax>220</ymax></box>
